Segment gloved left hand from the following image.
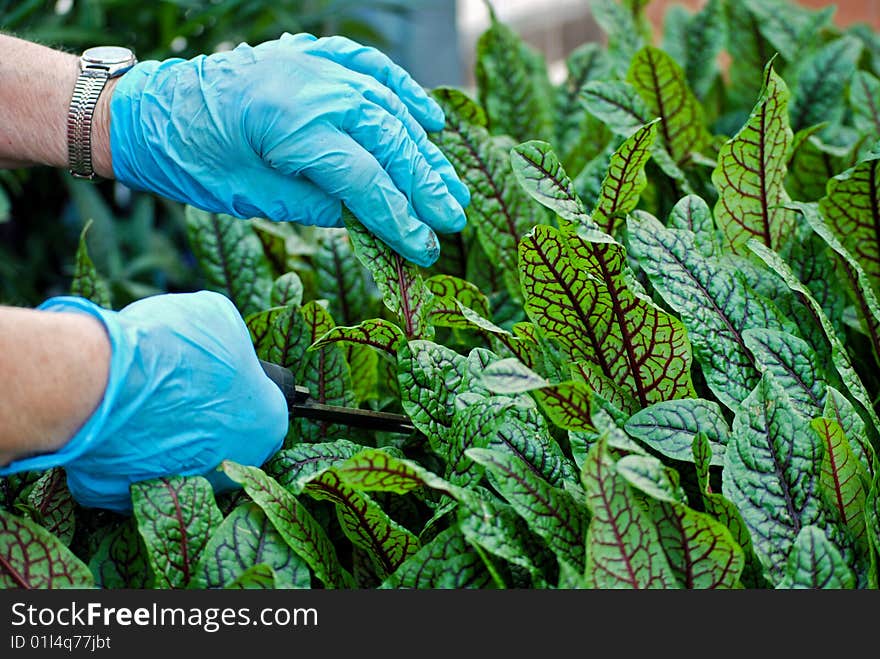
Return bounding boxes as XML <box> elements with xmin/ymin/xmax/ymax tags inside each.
<box><xmin>0</xmin><ymin>291</ymin><xmax>287</xmax><ymax>514</ymax></box>
<box><xmin>109</xmin><ymin>32</ymin><xmax>470</xmax><ymax>267</ymax></box>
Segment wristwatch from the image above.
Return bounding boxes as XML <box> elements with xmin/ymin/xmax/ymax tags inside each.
<box><xmin>67</xmin><ymin>46</ymin><xmax>137</xmax><ymax>180</ymax></box>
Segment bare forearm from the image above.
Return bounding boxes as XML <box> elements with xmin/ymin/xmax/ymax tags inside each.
<box><xmin>0</xmin><ymin>34</ymin><xmax>115</xmax><ymax>178</ymax></box>
<box><xmin>0</xmin><ymin>306</ymin><xmax>110</xmax><ymax>466</ymax></box>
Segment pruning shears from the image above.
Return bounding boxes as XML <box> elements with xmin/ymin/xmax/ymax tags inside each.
<box><xmin>259</xmin><ymin>359</ymin><xmax>415</xmax><ymax>435</ymax></box>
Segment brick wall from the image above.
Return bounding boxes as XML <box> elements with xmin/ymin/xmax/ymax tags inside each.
<box><xmin>645</xmin><ymin>1</ymin><xmax>880</xmax><ymax>31</ymax></box>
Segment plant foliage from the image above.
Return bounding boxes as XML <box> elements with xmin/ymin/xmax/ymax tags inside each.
<box><xmin>3</xmin><ymin>0</ymin><xmax>880</xmax><ymax>590</ymax></box>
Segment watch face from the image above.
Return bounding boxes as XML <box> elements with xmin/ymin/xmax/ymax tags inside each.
<box><xmin>82</xmin><ymin>46</ymin><xmax>134</xmax><ymax>65</ymax></box>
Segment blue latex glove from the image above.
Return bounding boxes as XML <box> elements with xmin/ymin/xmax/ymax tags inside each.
<box><xmin>0</xmin><ymin>291</ymin><xmax>287</xmax><ymax>514</ymax></box>
<box><xmin>110</xmin><ymin>32</ymin><xmax>469</xmax><ymax>267</ymax></box>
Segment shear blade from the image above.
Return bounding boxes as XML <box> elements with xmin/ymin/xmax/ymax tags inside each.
<box><xmin>290</xmin><ymin>400</ymin><xmax>415</xmax><ymax>435</ymax></box>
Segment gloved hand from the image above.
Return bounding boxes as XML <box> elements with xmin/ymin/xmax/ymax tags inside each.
<box><xmin>109</xmin><ymin>32</ymin><xmax>470</xmax><ymax>267</ymax></box>
<box><xmin>0</xmin><ymin>291</ymin><xmax>287</xmax><ymax>514</ymax></box>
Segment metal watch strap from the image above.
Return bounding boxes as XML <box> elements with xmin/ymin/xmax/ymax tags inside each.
<box><xmin>67</xmin><ymin>67</ymin><xmax>110</xmax><ymax>180</ymax></box>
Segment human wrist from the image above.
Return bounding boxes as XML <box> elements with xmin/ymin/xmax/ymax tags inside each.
<box><xmin>0</xmin><ymin>35</ymin><xmax>78</xmax><ymax>170</ymax></box>
<box><xmin>0</xmin><ymin>299</ymin><xmax>115</xmax><ymax>473</ymax></box>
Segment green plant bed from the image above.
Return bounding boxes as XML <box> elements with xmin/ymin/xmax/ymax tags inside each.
<box><xmin>2</xmin><ymin>0</ymin><xmax>880</xmax><ymax>589</ymax></box>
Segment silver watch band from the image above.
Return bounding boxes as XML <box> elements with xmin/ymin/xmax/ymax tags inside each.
<box><xmin>67</xmin><ymin>67</ymin><xmax>110</xmax><ymax>180</ymax></box>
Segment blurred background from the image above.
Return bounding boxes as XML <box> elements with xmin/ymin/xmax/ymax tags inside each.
<box><xmin>0</xmin><ymin>0</ymin><xmax>875</xmax><ymax>308</ymax></box>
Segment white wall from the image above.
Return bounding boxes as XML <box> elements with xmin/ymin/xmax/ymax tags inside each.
<box><xmin>456</xmin><ymin>0</ymin><xmax>601</xmax><ymax>84</ymax></box>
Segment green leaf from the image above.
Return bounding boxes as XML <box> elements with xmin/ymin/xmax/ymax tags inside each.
<box><xmin>574</xmin><ymin>144</ymin><xmax>617</xmax><ymax>214</ymax></box>
<box><xmin>748</xmin><ymin>240</ymin><xmax>880</xmax><ymax>459</ymax></box>
<box><xmin>788</xmin><ymin>36</ymin><xmax>863</xmax><ymax>133</ymax></box>
<box><xmin>512</xmin><ymin>144</ymin><xmax>696</xmax><ymax>407</ymax></box>
<box><xmin>581</xmin><ymin>438</ymin><xmax>678</xmax><ymax>588</ymax></box>
<box><xmin>647</xmin><ymin>142</ymin><xmax>699</xmax><ymax>195</ymax></box>
<box><xmin>777</xmin><ymin>526</ymin><xmax>856</xmax><ymax>589</ymax></box>
<box><xmin>625</xmin><ymin>398</ymin><xmax>730</xmax><ymax>466</ymax></box>
<box><xmin>480</xmin><ymin>357</ymin><xmax>548</xmax><ymax>394</ymax></box>
<box><xmin>0</xmin><ymin>509</ymin><xmax>95</xmax><ymax>589</ymax></box>
<box><xmin>343</xmin><ymin>212</ymin><xmax>432</xmax><ymax>339</ymax></box>
<box><xmin>396</xmin><ymin>339</ymin><xmax>483</xmax><ymax>450</ymax></box>
<box><xmin>271</xmin><ymin>272</ymin><xmax>304</xmax><ymax>308</ymax></box>
<box><xmin>591</xmin><ymin>119</ymin><xmax>659</xmax><ymax>234</ymax></box>
<box><xmin>432</xmin><ymin>88</ymin><xmax>542</xmax><ymax>298</ymax></box>
<box><xmin>266</xmin><ymin>439</ymin><xmax>364</xmax><ymax>494</ymax></box>
<box><xmin>26</xmin><ymin>468</ymin><xmax>75</xmax><ymax>547</ymax></box>
<box><xmin>457</xmin><ymin>495</ymin><xmax>553</xmax><ymax>587</ymax></box>
<box><xmin>518</xmin><ymin>221</ymin><xmax>694</xmax><ymax>408</ymax></box>
<box><xmin>850</xmin><ymin>70</ymin><xmax>880</xmax><ymax>137</ymax></box>
<box><xmin>721</xmin><ymin>376</ymin><xmax>827</xmax><ymax>585</ymax></box>
<box><xmin>380</xmin><ymin>525</ymin><xmax>492</xmax><ymax>589</ymax></box>
<box><xmin>429</xmin><ymin>301</ymin><xmax>511</xmax><ymax>353</ymax></box>
<box><xmin>446</xmin><ymin>395</ymin><xmax>511</xmax><ymax>488</ymax></box>
<box><xmin>868</xmin><ymin>471</ymin><xmax>880</xmax><ymax>587</ymax></box>
<box><xmin>724</xmin><ymin>1</ymin><xmax>778</xmax><ymax>106</ymax></box>
<box><xmin>622</xmin><ymin>455</ymin><xmax>745</xmax><ymax>589</ymax></box>
<box><xmin>486</xmin><ymin>401</ymin><xmax>579</xmax><ymax>488</ymax></box>
<box><xmin>183</xmin><ymin>206</ymin><xmax>273</xmax><ymax>318</ymax></box>
<box><xmin>467</xmin><ymin>448</ymin><xmax>587</xmax><ymax>570</ymax></box>
<box><xmin>592</xmin><ymin>404</ymin><xmax>652</xmax><ymax>459</ymax></box>
<box><xmin>818</xmin><ymin>154</ymin><xmax>880</xmax><ymax>301</ymax></box>
<box><xmin>246</xmin><ymin>304</ymin><xmax>308</xmax><ymax>370</ymax></box>
<box><xmin>616</xmin><ymin>454</ymin><xmax>685</xmax><ymax>504</ymax></box>
<box><xmin>666</xmin><ymin>194</ymin><xmax>718</xmax><ymax>258</ymax></box>
<box><xmin>221</xmin><ymin>461</ymin><xmax>353</xmax><ymax>589</ymax></box>
<box><xmin>292</xmin><ymin>301</ymin><xmax>357</xmax><ymax>442</ymax></box>
<box><xmin>314</xmin><ymin>229</ymin><xmax>377</xmax><ymax>326</ymax></box>
<box><xmin>811</xmin><ymin>418</ymin><xmax>870</xmax><ymax>554</ymax></box>
<box><xmin>741</xmin><ymin>328</ymin><xmax>827</xmax><ymax>419</ymax></box>
<box><xmin>778</xmin><ymin>208</ymin><xmax>848</xmax><ymax>343</ymax></box>
<box><xmin>627</xmin><ymin>47</ymin><xmax>712</xmax><ymax>166</ymax></box>
<box><xmin>824</xmin><ymin>386</ymin><xmax>876</xmax><ymax>482</ymax></box>
<box><xmin>250</xmin><ymin>219</ymin><xmax>298</xmax><ymax>277</ymax></box>
<box><xmin>224</xmin><ymin>563</ymin><xmax>277</xmax><ymax>589</ymax></box>
<box><xmin>510</xmin><ymin>140</ymin><xmax>594</xmax><ymax>227</ymax></box>
<box><xmin>661</xmin><ymin>3</ymin><xmax>689</xmax><ymax>69</ymax></box>
<box><xmin>475</xmin><ymin>13</ymin><xmax>554</xmax><ymax>143</ymax></box>
<box><xmin>627</xmin><ymin>212</ymin><xmax>789</xmax><ymax>410</ymax></box>
<box><xmin>850</xmin><ymin>21</ymin><xmax>880</xmax><ymax>81</ymax></box>
<box><xmin>334</xmin><ymin>448</ymin><xmax>459</xmax><ymax>498</ymax></box>
<box><xmin>65</xmin><ymin>178</ymin><xmax>120</xmax><ymax>278</ymax></box>
<box><xmin>742</xmin><ymin>0</ymin><xmax>834</xmax><ymax>63</ymax></box>
<box><xmin>425</xmin><ymin>274</ymin><xmax>492</xmax><ymax>329</ymax></box>
<box><xmin>555</xmin><ymin>43</ymin><xmax>613</xmax><ymax>174</ymax></box>
<box><xmin>712</xmin><ymin>62</ymin><xmax>799</xmax><ymax>254</ymax></box>
<box><xmin>580</xmin><ymin>80</ymin><xmax>653</xmax><ymax>137</ymax></box>
<box><xmin>88</xmin><ymin>518</ymin><xmax>151</xmax><ymax>589</ymax></box>
<box><xmin>692</xmin><ymin>433</ymin><xmax>771</xmax><ymax>589</ymax></box>
<box><xmin>192</xmin><ymin>502</ymin><xmax>310</xmax><ymax>589</ymax></box>
<box><xmin>302</xmin><ymin>469</ymin><xmax>419</xmax><ymax>580</ymax></box>
<box><xmin>532</xmin><ymin>380</ymin><xmax>597</xmax><ymax>432</ymax></box>
<box><xmin>344</xmin><ymin>342</ymin><xmax>378</xmax><ymax>405</ymax></box>
<box><xmin>70</xmin><ymin>219</ymin><xmax>112</xmax><ymax>308</ymax></box>
<box><xmin>312</xmin><ymin>318</ymin><xmax>404</xmax><ymax>359</ymax></box>
<box><xmin>0</xmin><ymin>184</ymin><xmax>9</xmax><ymax>223</ymax></box>
<box><xmin>425</xmin><ymin>274</ymin><xmax>490</xmax><ymax>315</ymax></box>
<box><xmin>787</xmin><ymin>128</ymin><xmax>848</xmax><ymax>202</ymax></box>
<box><xmin>589</xmin><ymin>0</ymin><xmax>648</xmax><ymax>75</ymax></box>
<box><xmin>131</xmin><ymin>476</ymin><xmax>222</xmax><ymax>589</ymax></box>
<box><xmin>502</xmin><ymin>322</ymin><xmax>547</xmax><ymax>373</ymax></box>
<box><xmin>513</xmin><ymin>212</ymin><xmax>599</xmax><ymax>345</ymax></box>
<box><xmin>681</xmin><ymin>0</ymin><xmax>726</xmax><ymax>100</ymax></box>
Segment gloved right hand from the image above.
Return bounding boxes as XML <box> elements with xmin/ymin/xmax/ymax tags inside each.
<box><xmin>109</xmin><ymin>32</ymin><xmax>470</xmax><ymax>267</ymax></box>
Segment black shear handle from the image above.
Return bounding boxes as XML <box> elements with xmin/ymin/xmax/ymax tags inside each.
<box><xmin>258</xmin><ymin>358</ymin><xmax>416</xmax><ymax>435</ymax></box>
<box><xmin>259</xmin><ymin>359</ymin><xmax>300</xmax><ymax>405</ymax></box>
